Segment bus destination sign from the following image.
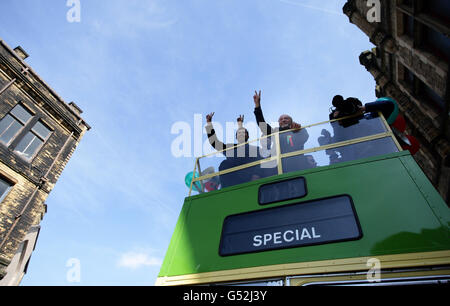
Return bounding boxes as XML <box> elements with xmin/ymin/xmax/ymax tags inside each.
<box><xmin>219</xmin><ymin>195</ymin><xmax>362</xmax><ymax>256</ymax></box>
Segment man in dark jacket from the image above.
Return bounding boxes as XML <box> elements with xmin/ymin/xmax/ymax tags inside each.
<box><xmin>252</xmin><ymin>90</ymin><xmax>311</xmax><ymax>173</ymax></box>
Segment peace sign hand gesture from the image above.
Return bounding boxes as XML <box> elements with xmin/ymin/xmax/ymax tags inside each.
<box><xmin>237</xmin><ymin>114</ymin><xmax>244</xmax><ymax>127</ymax></box>
<box><xmin>206</xmin><ymin>112</ymin><xmax>215</xmax><ymax>123</ymax></box>
<box><xmin>253</xmin><ymin>90</ymin><xmax>261</xmax><ymax>108</ymax></box>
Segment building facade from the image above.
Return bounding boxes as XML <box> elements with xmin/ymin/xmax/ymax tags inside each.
<box><xmin>343</xmin><ymin>0</ymin><xmax>450</xmax><ymax>203</ymax></box>
<box><xmin>0</xmin><ymin>39</ymin><xmax>90</xmax><ymax>285</ymax></box>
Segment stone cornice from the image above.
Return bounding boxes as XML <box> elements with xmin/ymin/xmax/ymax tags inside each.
<box><xmin>0</xmin><ymin>53</ymin><xmax>84</xmax><ymax>137</ymax></box>
<box><xmin>0</xmin><ymin>40</ymin><xmax>91</xmax><ymax>135</ymax></box>
<box><xmin>342</xmin><ymin>0</ymin><xmax>356</xmax><ymax>19</ymax></box>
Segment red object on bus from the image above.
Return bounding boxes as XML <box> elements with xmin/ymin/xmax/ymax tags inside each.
<box><xmin>401</xmin><ymin>135</ymin><xmax>420</xmax><ymax>155</ymax></box>
<box><xmin>391</xmin><ymin>114</ymin><xmax>406</xmax><ymax>133</ymax></box>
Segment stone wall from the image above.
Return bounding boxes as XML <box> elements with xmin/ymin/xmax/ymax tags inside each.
<box><xmin>0</xmin><ymin>40</ymin><xmax>90</xmax><ymax>281</ymax></box>
<box><xmin>345</xmin><ymin>0</ymin><xmax>450</xmax><ymax>203</ymax></box>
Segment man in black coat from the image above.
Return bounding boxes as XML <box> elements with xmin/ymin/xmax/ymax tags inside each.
<box><xmin>252</xmin><ymin>90</ymin><xmax>311</xmax><ymax>174</ymax></box>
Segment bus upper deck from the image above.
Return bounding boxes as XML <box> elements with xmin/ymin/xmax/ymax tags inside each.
<box><xmin>188</xmin><ymin>111</ymin><xmax>401</xmax><ymax>196</ymax></box>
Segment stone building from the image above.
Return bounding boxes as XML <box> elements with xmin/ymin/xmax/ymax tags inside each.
<box><xmin>343</xmin><ymin>0</ymin><xmax>450</xmax><ymax>204</ymax></box>
<box><xmin>0</xmin><ymin>39</ymin><xmax>90</xmax><ymax>285</ymax></box>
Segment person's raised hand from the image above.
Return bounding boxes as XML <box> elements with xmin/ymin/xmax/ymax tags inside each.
<box><xmin>237</xmin><ymin>114</ymin><xmax>244</xmax><ymax>127</ymax></box>
<box><xmin>206</xmin><ymin>112</ymin><xmax>215</xmax><ymax>123</ymax></box>
<box><xmin>253</xmin><ymin>90</ymin><xmax>261</xmax><ymax>108</ymax></box>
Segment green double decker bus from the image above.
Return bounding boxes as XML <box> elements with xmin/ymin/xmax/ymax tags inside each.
<box><xmin>157</xmin><ymin>110</ymin><xmax>450</xmax><ymax>286</ymax></box>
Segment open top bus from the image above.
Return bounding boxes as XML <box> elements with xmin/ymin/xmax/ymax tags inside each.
<box><xmin>157</xmin><ymin>110</ymin><xmax>450</xmax><ymax>286</ymax></box>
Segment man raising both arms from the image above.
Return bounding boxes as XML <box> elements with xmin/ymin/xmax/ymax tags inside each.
<box><xmin>205</xmin><ymin>112</ymin><xmax>265</xmax><ymax>187</ymax></box>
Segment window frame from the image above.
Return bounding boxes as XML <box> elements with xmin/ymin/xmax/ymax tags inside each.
<box><xmin>12</xmin><ymin>119</ymin><xmax>53</xmax><ymax>162</ymax></box>
<box><xmin>0</xmin><ymin>103</ymin><xmax>34</xmax><ymax>147</ymax></box>
<box><xmin>397</xmin><ymin>1</ymin><xmax>450</xmax><ymax>60</ymax></box>
<box><xmin>0</xmin><ymin>175</ymin><xmax>14</xmax><ymax>203</ymax></box>
<box><xmin>397</xmin><ymin>62</ymin><xmax>445</xmax><ymax>113</ymax></box>
<box><xmin>0</xmin><ymin>102</ymin><xmax>53</xmax><ymax>162</ymax></box>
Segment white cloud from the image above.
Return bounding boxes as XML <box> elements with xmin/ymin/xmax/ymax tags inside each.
<box><xmin>117</xmin><ymin>251</ymin><xmax>162</xmax><ymax>270</ymax></box>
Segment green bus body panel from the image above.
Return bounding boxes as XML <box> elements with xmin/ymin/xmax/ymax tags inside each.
<box><xmin>159</xmin><ymin>151</ymin><xmax>450</xmax><ymax>278</ymax></box>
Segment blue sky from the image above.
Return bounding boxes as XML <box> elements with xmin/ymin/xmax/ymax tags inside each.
<box><xmin>0</xmin><ymin>0</ymin><xmax>377</xmax><ymax>285</ymax></box>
